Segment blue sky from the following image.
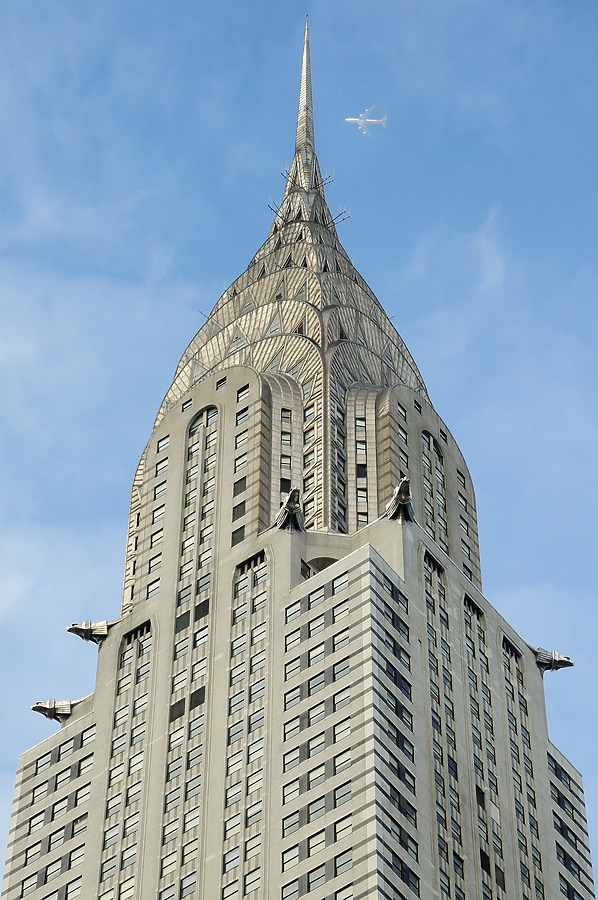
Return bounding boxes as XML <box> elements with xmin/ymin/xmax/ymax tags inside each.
<box><xmin>1</xmin><ymin>0</ymin><xmax>597</xmax><ymax>872</ymax></box>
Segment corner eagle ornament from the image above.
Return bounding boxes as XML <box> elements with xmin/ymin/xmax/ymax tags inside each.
<box><xmin>31</xmin><ymin>700</ymin><xmax>76</xmax><ymax>723</ymax></box>
<box><xmin>386</xmin><ymin>477</ymin><xmax>416</xmax><ymax>522</ymax></box>
<box><xmin>275</xmin><ymin>487</ymin><xmax>305</xmax><ymax>532</ymax></box>
<box><xmin>532</xmin><ymin>648</ymin><xmax>574</xmax><ymax>673</ymax></box>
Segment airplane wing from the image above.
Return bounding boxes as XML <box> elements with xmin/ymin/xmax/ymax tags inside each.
<box><xmin>363</xmin><ymin>106</ymin><xmax>375</xmax><ymax>116</ymax></box>
<box><xmin>358</xmin><ymin>121</ymin><xmax>371</xmax><ymax>136</ymax></box>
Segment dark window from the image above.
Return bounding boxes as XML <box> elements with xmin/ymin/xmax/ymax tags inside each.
<box><xmin>233</xmin><ymin>477</ymin><xmax>246</xmax><ymax>497</ymax></box>
<box><xmin>170</xmin><ymin>699</ymin><xmax>185</xmax><ymax>722</ymax></box>
<box><xmin>232</xmin><ymin>502</ymin><xmax>246</xmax><ymax>522</ymax></box>
<box><xmin>175</xmin><ymin>611</ymin><xmax>190</xmax><ymax>634</ymax></box>
<box><xmin>231</xmin><ymin>527</ymin><xmax>245</xmax><ymax>547</ymax></box>
<box><xmin>190</xmin><ymin>687</ymin><xmax>205</xmax><ymax>709</ymax></box>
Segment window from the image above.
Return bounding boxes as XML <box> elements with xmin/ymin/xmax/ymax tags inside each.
<box><xmin>21</xmin><ymin>873</ymin><xmax>38</xmax><ymax>896</ymax></box>
<box><xmin>308</xmin><ymin>701</ymin><xmax>325</xmax><ymax>725</ymax></box>
<box><xmin>247</xmin><ymin>738</ymin><xmax>264</xmax><ymax>763</ymax></box>
<box><xmin>333</xmin><ymin>601</ymin><xmax>349</xmax><ymax>622</ymax></box>
<box><xmin>307</xmin><ymin>865</ymin><xmax>326</xmax><ymax>890</ymax></box>
<box><xmin>250</xmin><ymin>650</ymin><xmax>266</xmax><ymax>672</ymax></box>
<box><xmin>235</xmin><ymin>454</ymin><xmax>248</xmax><ymax>472</ymax></box>
<box><xmin>180</xmin><ymin>873</ymin><xmax>197</xmax><ymax>897</ymax></box>
<box><xmin>223</xmin><ymin>847</ymin><xmax>240</xmax><ymax>872</ymax></box>
<box><xmin>146</xmin><ymin>579</ymin><xmax>160</xmax><ymax>600</ymax></box>
<box><xmin>48</xmin><ymin>826</ymin><xmax>66</xmax><ymax>849</ymax></box>
<box><xmin>52</xmin><ymin>797</ymin><xmax>68</xmax><ymax>819</ymax></box>
<box><xmin>226</xmin><ymin>782</ymin><xmax>242</xmax><ymax>807</ymax></box>
<box><xmin>231</xmin><ymin>635</ymin><xmax>247</xmax><ymax>657</ymax></box>
<box><xmin>283</xmin><ymin>748</ymin><xmax>300</xmax><ymax>772</ymax></box>
<box><xmin>55</xmin><ymin>766</ymin><xmax>71</xmax><ymax>788</ymax></box>
<box><xmin>308</xmin><ymin>796</ymin><xmax>326</xmax><ymax>821</ymax></box>
<box><xmin>46</xmin><ymin>857</ymin><xmax>63</xmax><ymax>881</ymax></box>
<box><xmin>308</xmin><ymin>764</ymin><xmax>325</xmax><ymax>788</ymax></box>
<box><xmin>251</xmin><ymin>622</ymin><xmax>266</xmax><ymax>644</ymax></box>
<box><xmin>308</xmin><ymin>829</ymin><xmax>326</xmax><ymax>855</ymax></box>
<box><xmin>335</xmin><ymin>849</ymin><xmax>352</xmax><ymax>875</ymax></box>
<box><xmin>281</xmin><ymin>882</ymin><xmax>299</xmax><ymax>900</ymax></box>
<box><xmin>308</xmin><ymin>615</ymin><xmax>325</xmax><ymax>637</ymax></box>
<box><xmin>154</xmin><ymin>480</ymin><xmax>167</xmax><ymax>500</ymax></box>
<box><xmin>282</xmin><ymin>845</ymin><xmax>299</xmax><ymax>870</ymax></box>
<box><xmin>248</xmin><ymin>708</ymin><xmax>264</xmax><ymax>732</ymax></box>
<box><xmin>308</xmin><ymin>733</ymin><xmax>326</xmax><ymax>756</ymax></box>
<box><xmin>308</xmin><ymin>672</ymin><xmax>325</xmax><ymax>695</ymax></box>
<box><xmin>334</xmin><ymin>782</ymin><xmax>351</xmax><ymax>806</ymax></box>
<box><xmin>232</xmin><ymin>526</ymin><xmax>245</xmax><ymax>546</ymax></box>
<box><xmin>284</xmin><ymin>717</ymin><xmax>300</xmax><ymax>740</ymax></box>
<box><xmin>334</xmin><ymin>688</ymin><xmax>350</xmax><ymax>711</ymax></box>
<box><xmin>332</xmin><ymin>572</ymin><xmax>348</xmax><ymax>594</ymax></box>
<box><xmin>246</xmin><ymin>800</ymin><xmax>262</xmax><ymax>826</ymax></box>
<box><xmin>229</xmin><ymin>691</ymin><xmax>244</xmax><ymax>715</ymax></box>
<box><xmin>244</xmin><ymin>869</ymin><xmax>261</xmax><ymax>893</ymax></box>
<box><xmin>283</xmin><ymin>780</ymin><xmax>300</xmax><ymax>803</ymax></box>
<box><xmin>155</xmin><ymin>457</ymin><xmax>168</xmax><ymax>476</ymax></box>
<box><xmin>285</xmin><ymin>601</ymin><xmax>301</xmax><ymax>623</ymax></box>
<box><xmin>285</xmin><ymin>629</ymin><xmax>301</xmax><ymax>650</ymax></box>
<box><xmin>308</xmin><ymin>643</ymin><xmax>325</xmax><ymax>666</ymax></box>
<box><xmin>333</xmin><ymin>718</ymin><xmax>351</xmax><ymax>743</ymax></box>
<box><xmin>334</xmin><ymin>751</ymin><xmax>352</xmax><ymax>774</ymax></box>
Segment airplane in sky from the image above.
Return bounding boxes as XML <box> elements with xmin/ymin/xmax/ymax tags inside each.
<box><xmin>345</xmin><ymin>106</ymin><xmax>387</xmax><ymax>136</ymax></box>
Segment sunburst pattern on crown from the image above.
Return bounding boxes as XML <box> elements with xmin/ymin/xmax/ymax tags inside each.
<box><xmin>156</xmin><ymin>17</ymin><xmax>427</xmax><ymax>427</ymax></box>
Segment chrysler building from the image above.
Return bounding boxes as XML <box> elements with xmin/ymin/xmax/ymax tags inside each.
<box><xmin>2</xmin><ymin>19</ymin><xmax>594</xmax><ymax>900</ymax></box>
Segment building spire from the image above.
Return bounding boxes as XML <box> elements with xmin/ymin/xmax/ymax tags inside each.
<box><xmin>295</xmin><ymin>16</ymin><xmax>315</xmax><ymax>153</ymax></box>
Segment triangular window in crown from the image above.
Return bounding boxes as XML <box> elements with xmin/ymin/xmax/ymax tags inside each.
<box><xmin>208</xmin><ymin>319</ymin><xmax>221</xmax><ymax>338</ymax></box>
<box><xmin>292</xmin><ymin>314</ymin><xmax>305</xmax><ymax>336</ymax></box>
<box><xmin>226</xmin><ymin>327</ymin><xmax>248</xmax><ymax>357</ymax></box>
<box><xmin>302</xmin><ymin>377</ymin><xmax>314</xmax><ymax>400</ymax></box>
<box><xmin>381</xmin><ymin>344</ymin><xmax>395</xmax><ymax>369</ymax></box>
<box><xmin>336</xmin><ymin>259</ymin><xmax>342</xmax><ymax>273</ymax></box>
<box><xmin>265</xmin><ymin>310</ymin><xmax>282</xmax><ymax>337</ymax></box>
<box><xmin>239</xmin><ymin>293</ymin><xmax>256</xmax><ymax>316</ymax></box>
<box><xmin>296</xmin><ymin>230</ymin><xmax>303</xmax><ymax>242</ymax></box>
<box><xmin>319</xmin><ymin>235</ymin><xmax>324</xmax><ymax>244</ymax></box>
<box><xmin>313</xmin><ymin>210</ymin><xmax>319</xmax><ymax>224</ymax></box>
<box><xmin>274</xmin><ymin>236</ymin><xmax>282</xmax><ymax>250</ymax></box>
<box><xmin>323</xmin><ymin>259</ymin><xmax>329</xmax><ymax>273</ymax></box>
<box><xmin>270</xmin><ymin>278</ymin><xmax>285</xmax><ymax>302</ymax></box>
<box><xmin>288</xmin><ymin>356</ymin><xmax>306</xmax><ymax>379</ymax></box>
<box><xmin>283</xmin><ymin>254</ymin><xmax>293</xmax><ymax>269</ymax></box>
<box><xmin>258</xmin><ymin>264</ymin><xmax>267</xmax><ymax>279</ymax></box>
<box><xmin>301</xmin><ymin>256</ymin><xmax>308</xmax><ymax>268</ymax></box>
<box><xmin>295</xmin><ymin>208</ymin><xmax>303</xmax><ymax>222</ymax></box>
<box><xmin>265</xmin><ymin>348</ymin><xmax>283</xmax><ymax>372</ymax></box>
<box><xmin>293</xmin><ymin>282</ymin><xmax>306</xmax><ymax>302</ymax></box>
<box><xmin>231</xmin><ymin>286</ymin><xmax>238</xmax><ymax>296</ymax></box>
<box><xmin>356</xmin><ymin>320</ymin><xmax>368</xmax><ymax>348</ymax></box>
<box><xmin>192</xmin><ymin>361</ymin><xmax>207</xmax><ymax>384</ymax></box>
<box><xmin>353</xmin><ymin>273</ymin><xmax>359</xmax><ymax>284</ymax></box>
<box><xmin>358</xmin><ymin>355</ymin><xmax>372</xmax><ymax>383</ymax></box>
<box><xmin>339</xmin><ymin>323</ymin><xmax>347</xmax><ymax>341</ymax></box>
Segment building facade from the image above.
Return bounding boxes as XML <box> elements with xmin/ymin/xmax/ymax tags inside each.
<box><xmin>2</xmin><ymin>20</ymin><xmax>595</xmax><ymax>900</ymax></box>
